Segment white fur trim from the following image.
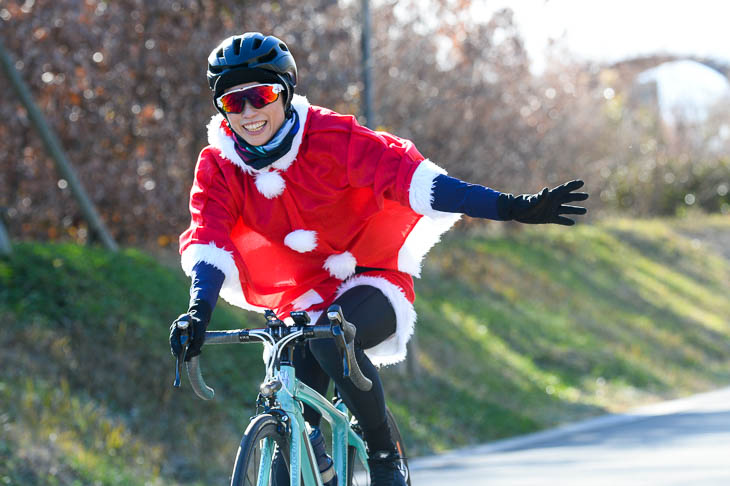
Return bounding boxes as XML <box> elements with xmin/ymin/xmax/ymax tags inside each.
<box><xmin>323</xmin><ymin>251</ymin><xmax>357</xmax><ymax>280</ymax></box>
<box><xmin>206</xmin><ymin>95</ymin><xmax>310</xmax><ymax>175</ymax></box>
<box><xmin>284</xmin><ymin>229</ymin><xmax>318</xmax><ymax>253</ymax></box>
<box><xmin>291</xmin><ymin>289</ymin><xmax>324</xmax><ymax>311</ymax></box>
<box><xmin>399</xmin><ymin>159</ymin><xmax>461</xmax><ymax>277</ymax></box>
<box><xmin>180</xmin><ymin>242</ymin><xmax>268</xmax><ymax>313</ymax></box>
<box><xmin>270</xmin><ymin>95</ymin><xmax>310</xmax><ymax>172</ymax></box>
<box><xmin>206</xmin><ymin>114</ymin><xmax>255</xmax><ymax>176</ymax></box>
<box><xmin>254</xmin><ymin>170</ymin><xmax>286</xmax><ymax>198</ymax></box>
<box><xmin>398</xmin><ymin>212</ymin><xmax>460</xmax><ymax>277</ymax></box>
<box><xmin>409</xmin><ymin>158</ymin><xmax>448</xmax><ymax>217</ymax></box>
<box><xmin>336</xmin><ymin>275</ymin><xmax>417</xmax><ymax>367</ymax></box>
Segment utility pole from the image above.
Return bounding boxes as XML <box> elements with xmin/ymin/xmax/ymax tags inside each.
<box><xmin>361</xmin><ymin>0</ymin><xmax>375</xmax><ymax>128</ymax></box>
<box><xmin>0</xmin><ymin>38</ymin><xmax>118</xmax><ymax>252</ymax></box>
<box><xmin>0</xmin><ymin>213</ymin><xmax>11</xmax><ymax>256</ymax></box>
<box><xmin>362</xmin><ymin>1</ymin><xmax>420</xmax><ymax>377</ymax></box>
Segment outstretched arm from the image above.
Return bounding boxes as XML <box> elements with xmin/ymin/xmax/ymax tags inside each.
<box><xmin>431</xmin><ymin>175</ymin><xmax>589</xmax><ymax>225</ymax></box>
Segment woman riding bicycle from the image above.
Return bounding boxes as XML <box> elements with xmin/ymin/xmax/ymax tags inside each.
<box><xmin>170</xmin><ymin>32</ymin><xmax>588</xmax><ymax>486</ymax></box>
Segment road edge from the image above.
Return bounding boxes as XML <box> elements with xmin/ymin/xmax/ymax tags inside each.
<box><xmin>409</xmin><ymin>385</ymin><xmax>730</xmax><ymax>470</ymax></box>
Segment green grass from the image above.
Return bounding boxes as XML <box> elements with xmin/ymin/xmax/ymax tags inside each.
<box><xmin>382</xmin><ymin>214</ymin><xmax>730</xmax><ymax>453</ymax></box>
<box><xmin>0</xmin><ymin>245</ymin><xmax>265</xmax><ymax>485</ymax></box>
<box><xmin>1</xmin><ymin>214</ymin><xmax>730</xmax><ymax>483</ymax></box>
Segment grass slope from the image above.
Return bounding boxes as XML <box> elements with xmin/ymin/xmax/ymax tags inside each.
<box><xmin>387</xmin><ymin>214</ymin><xmax>730</xmax><ymax>453</ymax></box>
<box><xmin>1</xmin><ymin>215</ymin><xmax>729</xmax><ymax>484</ymax></box>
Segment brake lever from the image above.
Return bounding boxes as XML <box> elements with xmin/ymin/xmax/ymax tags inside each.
<box><xmin>327</xmin><ymin>305</ymin><xmax>372</xmax><ymax>391</ymax></box>
<box><xmin>330</xmin><ymin>323</ymin><xmax>351</xmax><ymax>377</ymax></box>
<box><xmin>173</xmin><ymin>319</ymin><xmax>191</xmax><ymax>388</ymax></box>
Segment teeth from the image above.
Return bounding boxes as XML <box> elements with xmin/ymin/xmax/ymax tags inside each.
<box><xmin>243</xmin><ymin>121</ymin><xmax>266</xmax><ymax>131</ymax></box>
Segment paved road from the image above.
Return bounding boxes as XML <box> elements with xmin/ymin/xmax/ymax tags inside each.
<box><xmin>409</xmin><ymin>387</ymin><xmax>730</xmax><ymax>485</ymax></box>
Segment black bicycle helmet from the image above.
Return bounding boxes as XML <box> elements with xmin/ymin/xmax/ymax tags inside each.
<box><xmin>207</xmin><ymin>33</ymin><xmax>297</xmax><ymax>113</ymax></box>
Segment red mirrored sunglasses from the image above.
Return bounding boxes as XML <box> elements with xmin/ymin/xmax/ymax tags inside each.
<box><xmin>216</xmin><ymin>84</ymin><xmax>284</xmax><ymax>114</ymax></box>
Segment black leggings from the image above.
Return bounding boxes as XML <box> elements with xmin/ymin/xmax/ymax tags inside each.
<box><xmin>292</xmin><ymin>285</ymin><xmax>397</xmax><ymax>451</ymax></box>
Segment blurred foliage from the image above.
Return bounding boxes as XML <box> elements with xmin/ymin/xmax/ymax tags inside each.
<box><xmin>2</xmin><ymin>0</ymin><xmax>727</xmax><ymax>246</ymax></box>
<box><xmin>2</xmin><ymin>215</ymin><xmax>730</xmax><ymax>483</ymax></box>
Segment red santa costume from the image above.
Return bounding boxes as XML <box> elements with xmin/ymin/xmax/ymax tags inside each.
<box><xmin>179</xmin><ymin>94</ymin><xmax>460</xmax><ymax>366</ymax></box>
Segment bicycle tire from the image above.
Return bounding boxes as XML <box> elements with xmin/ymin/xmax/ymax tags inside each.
<box><xmin>231</xmin><ymin>413</ymin><xmax>291</xmax><ymax>486</ymax></box>
<box><xmin>347</xmin><ymin>406</ymin><xmax>411</xmax><ymax>486</ymax></box>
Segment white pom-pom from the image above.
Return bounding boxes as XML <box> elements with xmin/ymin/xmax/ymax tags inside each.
<box><xmin>255</xmin><ymin>171</ymin><xmax>285</xmax><ymax>199</ymax></box>
<box><xmin>323</xmin><ymin>252</ymin><xmax>357</xmax><ymax>280</ymax></box>
<box><xmin>284</xmin><ymin>230</ymin><xmax>318</xmax><ymax>253</ymax></box>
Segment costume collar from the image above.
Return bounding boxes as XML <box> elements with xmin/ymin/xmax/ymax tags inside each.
<box><xmin>206</xmin><ymin>94</ymin><xmax>310</xmax><ymax>175</ymax></box>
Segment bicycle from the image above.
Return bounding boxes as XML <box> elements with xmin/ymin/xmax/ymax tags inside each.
<box><xmin>173</xmin><ymin>304</ymin><xmax>411</xmax><ymax>486</ymax></box>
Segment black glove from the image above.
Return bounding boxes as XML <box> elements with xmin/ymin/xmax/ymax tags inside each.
<box><xmin>497</xmin><ymin>179</ymin><xmax>589</xmax><ymax>226</ymax></box>
<box><xmin>169</xmin><ymin>299</ymin><xmax>212</xmax><ymax>361</ymax></box>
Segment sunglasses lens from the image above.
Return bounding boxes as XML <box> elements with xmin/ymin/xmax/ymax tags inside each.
<box><xmin>218</xmin><ymin>85</ymin><xmax>281</xmax><ymax>113</ymax></box>
<box><xmin>246</xmin><ymin>85</ymin><xmax>280</xmax><ymax>109</ymax></box>
<box><xmin>218</xmin><ymin>92</ymin><xmax>245</xmax><ymax>113</ymax></box>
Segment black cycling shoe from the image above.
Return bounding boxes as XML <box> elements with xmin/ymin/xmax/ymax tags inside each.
<box><xmin>367</xmin><ymin>450</ymin><xmax>408</xmax><ymax>486</ymax></box>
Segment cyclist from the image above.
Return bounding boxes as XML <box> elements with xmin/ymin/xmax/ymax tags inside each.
<box><xmin>170</xmin><ymin>32</ymin><xmax>588</xmax><ymax>486</ymax></box>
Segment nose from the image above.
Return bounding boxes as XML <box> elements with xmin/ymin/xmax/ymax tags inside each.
<box><xmin>241</xmin><ymin>101</ymin><xmax>259</xmax><ymax>118</ymax></box>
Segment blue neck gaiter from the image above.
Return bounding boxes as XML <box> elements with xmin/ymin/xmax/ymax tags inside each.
<box><xmin>230</xmin><ymin>108</ymin><xmax>300</xmax><ymax>170</ymax></box>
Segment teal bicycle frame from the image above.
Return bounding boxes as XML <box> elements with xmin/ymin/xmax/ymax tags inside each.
<box><xmin>178</xmin><ymin>306</ymin><xmax>374</xmax><ymax>486</ymax></box>
<box><xmin>268</xmin><ymin>363</ymin><xmax>369</xmax><ymax>486</ymax></box>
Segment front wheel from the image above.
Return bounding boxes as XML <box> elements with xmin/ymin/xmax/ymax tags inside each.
<box><xmin>348</xmin><ymin>406</ymin><xmax>411</xmax><ymax>486</ymax></box>
<box><xmin>231</xmin><ymin>413</ymin><xmax>291</xmax><ymax>486</ymax></box>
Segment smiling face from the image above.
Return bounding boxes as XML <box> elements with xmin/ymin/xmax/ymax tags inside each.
<box><xmin>223</xmin><ymin>82</ymin><xmax>286</xmax><ymax>146</ymax></box>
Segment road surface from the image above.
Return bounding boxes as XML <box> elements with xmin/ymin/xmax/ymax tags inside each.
<box><xmin>410</xmin><ymin>387</ymin><xmax>730</xmax><ymax>485</ymax></box>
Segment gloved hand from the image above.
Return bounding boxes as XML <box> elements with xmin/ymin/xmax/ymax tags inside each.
<box><xmin>497</xmin><ymin>179</ymin><xmax>589</xmax><ymax>225</ymax></box>
<box><xmin>169</xmin><ymin>299</ymin><xmax>212</xmax><ymax>361</ymax></box>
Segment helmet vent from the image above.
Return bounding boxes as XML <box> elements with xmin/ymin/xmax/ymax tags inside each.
<box><xmin>232</xmin><ymin>37</ymin><xmax>242</xmax><ymax>55</ymax></box>
<box><xmin>279</xmin><ymin>43</ymin><xmax>288</xmax><ymax>52</ymax></box>
<box><xmin>252</xmin><ymin>37</ymin><xmax>263</xmax><ymax>50</ymax></box>
<box><xmin>257</xmin><ymin>50</ymin><xmax>277</xmax><ymax>64</ymax></box>
<box><xmin>216</xmin><ymin>48</ymin><xmax>224</xmax><ymax>59</ymax></box>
